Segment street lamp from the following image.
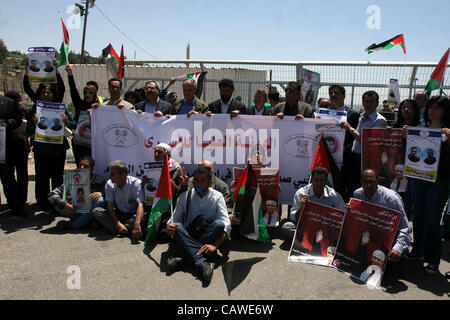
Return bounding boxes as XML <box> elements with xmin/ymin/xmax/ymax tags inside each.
<box><xmin>74</xmin><ymin>0</ymin><xmax>96</xmax><ymax>64</ymax></box>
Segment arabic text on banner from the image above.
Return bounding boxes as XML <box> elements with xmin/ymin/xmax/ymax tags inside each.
<box><xmin>35</xmin><ymin>100</ymin><xmax>65</xmax><ymax>144</ymax></box>
<box><xmin>91</xmin><ymin>107</ymin><xmax>338</xmax><ymax>205</ymax></box>
<box><xmin>27</xmin><ymin>47</ymin><xmax>57</xmax><ymax>83</ymax></box>
<box><xmin>288</xmin><ymin>200</ymin><xmax>345</xmax><ymax>266</ymax></box>
<box><xmin>332</xmin><ymin>198</ymin><xmax>402</xmax><ymax>288</ymax></box>
<box><xmin>63</xmin><ymin>169</ymin><xmax>91</xmax><ymax>214</ymax></box>
<box><xmin>404</xmin><ymin>127</ymin><xmax>442</xmax><ymax>183</ymax></box>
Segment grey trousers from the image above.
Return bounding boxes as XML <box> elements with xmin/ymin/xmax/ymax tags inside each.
<box><xmin>92</xmin><ymin>207</ymin><xmax>148</xmax><ymax>236</ymax></box>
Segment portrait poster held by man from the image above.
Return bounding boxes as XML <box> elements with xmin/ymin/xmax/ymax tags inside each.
<box><xmin>288</xmin><ymin>200</ymin><xmax>345</xmax><ymax>266</ymax></box>
<box><xmin>332</xmin><ymin>169</ymin><xmax>411</xmax><ymax>288</ymax></box>
<box><xmin>332</xmin><ymin>198</ymin><xmax>403</xmax><ymax>287</ymax></box>
<box><xmin>361</xmin><ymin>128</ymin><xmax>405</xmax><ymax>188</ymax></box>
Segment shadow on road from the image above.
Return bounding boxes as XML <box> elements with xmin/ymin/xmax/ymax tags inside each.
<box><xmin>0</xmin><ymin>204</ymin><xmax>54</xmax><ymax>234</ymax></box>
<box><xmin>222</xmin><ymin>257</ymin><xmax>265</xmax><ymax>295</ymax></box>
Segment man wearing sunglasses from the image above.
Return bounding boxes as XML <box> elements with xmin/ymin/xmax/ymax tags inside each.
<box><xmin>272</xmin><ymin>81</ymin><xmax>314</xmax><ymax>120</ymax></box>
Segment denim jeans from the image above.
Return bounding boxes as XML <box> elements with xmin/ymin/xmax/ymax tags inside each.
<box><xmin>173</xmin><ymin>220</ymin><xmax>225</xmax><ymax>266</ymax></box>
<box><xmin>58</xmin><ymin>197</ymin><xmax>106</xmax><ymax>230</ymax></box>
<box><xmin>409</xmin><ymin>178</ymin><xmax>450</xmax><ymax>266</ymax></box>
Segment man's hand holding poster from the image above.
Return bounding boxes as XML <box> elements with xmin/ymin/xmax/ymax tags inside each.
<box><xmin>332</xmin><ymin>198</ymin><xmax>402</xmax><ymax>288</ymax></box>
<box><xmin>288</xmin><ymin>200</ymin><xmax>345</xmax><ymax>266</ymax></box>
<box><xmin>64</xmin><ymin>169</ymin><xmax>91</xmax><ymax>214</ymax></box>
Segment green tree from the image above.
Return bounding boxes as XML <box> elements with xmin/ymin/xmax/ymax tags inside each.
<box><xmin>0</xmin><ymin>39</ymin><xmax>8</xmax><ymax>64</ymax></box>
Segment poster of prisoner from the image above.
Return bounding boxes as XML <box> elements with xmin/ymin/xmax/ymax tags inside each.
<box><xmin>288</xmin><ymin>200</ymin><xmax>345</xmax><ymax>266</ymax></box>
<box><xmin>332</xmin><ymin>198</ymin><xmax>402</xmax><ymax>288</ymax></box>
<box><xmin>361</xmin><ymin>128</ymin><xmax>405</xmax><ymax>188</ymax></box>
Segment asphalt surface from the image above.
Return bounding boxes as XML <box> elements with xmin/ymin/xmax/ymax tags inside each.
<box><xmin>1</xmin><ymin>155</ymin><xmax>450</xmax><ymax>301</ymax></box>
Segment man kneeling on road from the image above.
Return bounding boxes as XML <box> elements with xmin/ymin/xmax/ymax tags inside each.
<box><xmin>166</xmin><ymin>165</ymin><xmax>231</xmax><ymax>285</ymax></box>
<box><xmin>92</xmin><ymin>160</ymin><xmax>147</xmax><ymax>242</ymax></box>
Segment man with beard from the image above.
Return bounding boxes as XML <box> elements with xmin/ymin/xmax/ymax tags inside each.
<box><xmin>207</xmin><ymin>79</ymin><xmax>246</xmax><ymax>118</ymax></box>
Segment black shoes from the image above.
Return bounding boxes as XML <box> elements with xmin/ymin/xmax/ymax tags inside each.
<box><xmin>167</xmin><ymin>257</ymin><xmax>183</xmax><ymax>274</ymax></box>
<box><xmin>199</xmin><ymin>261</ymin><xmax>214</xmax><ymax>284</ymax></box>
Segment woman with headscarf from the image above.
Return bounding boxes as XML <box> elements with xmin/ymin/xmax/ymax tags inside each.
<box><xmin>24</xmin><ymin>61</ymin><xmax>77</xmax><ymax>213</ymax></box>
<box><xmin>65</xmin><ymin>64</ymin><xmax>100</xmax><ymax>165</ymax></box>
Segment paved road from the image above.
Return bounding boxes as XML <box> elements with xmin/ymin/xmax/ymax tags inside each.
<box><xmin>0</xmin><ymin>157</ymin><xmax>449</xmax><ymax>300</ymax></box>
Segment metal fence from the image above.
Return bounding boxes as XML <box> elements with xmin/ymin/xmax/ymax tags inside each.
<box><xmin>3</xmin><ymin>60</ymin><xmax>449</xmax><ymax>111</ymax></box>
<box><xmin>124</xmin><ymin>59</ymin><xmax>450</xmax><ymax>111</ymax></box>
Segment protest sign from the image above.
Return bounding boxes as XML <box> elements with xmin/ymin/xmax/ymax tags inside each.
<box><xmin>73</xmin><ymin>111</ymin><xmax>91</xmax><ymax>147</ymax></box>
<box><xmin>362</xmin><ymin>128</ymin><xmax>405</xmax><ymax>188</ymax></box>
<box><xmin>27</xmin><ymin>47</ymin><xmax>57</xmax><ymax>83</ymax></box>
<box><xmin>63</xmin><ymin>169</ymin><xmax>91</xmax><ymax>214</ymax></box>
<box><xmin>35</xmin><ymin>100</ymin><xmax>65</xmax><ymax>144</ymax></box>
<box><xmin>288</xmin><ymin>200</ymin><xmax>346</xmax><ymax>266</ymax></box>
<box><xmin>387</xmin><ymin>79</ymin><xmax>401</xmax><ymax>107</ymax></box>
<box><xmin>92</xmin><ymin>107</ymin><xmax>336</xmax><ymax>205</ymax></box>
<box><xmin>234</xmin><ymin>166</ymin><xmax>280</xmax><ymax>227</ymax></box>
<box><xmin>0</xmin><ymin>123</ymin><xmax>5</xmax><ymax>163</ymax></box>
<box><xmin>143</xmin><ymin>161</ymin><xmax>163</xmax><ymax>206</ymax></box>
<box><xmin>404</xmin><ymin>127</ymin><xmax>442</xmax><ymax>182</ymax></box>
<box><xmin>332</xmin><ymin>198</ymin><xmax>402</xmax><ymax>288</ymax></box>
<box><xmin>315</xmin><ymin>123</ymin><xmax>346</xmax><ymax>170</ymax></box>
<box><xmin>317</xmin><ymin>108</ymin><xmax>347</xmax><ymax>124</ymax></box>
<box><xmin>300</xmin><ymin>68</ymin><xmax>320</xmax><ymax>108</ymax></box>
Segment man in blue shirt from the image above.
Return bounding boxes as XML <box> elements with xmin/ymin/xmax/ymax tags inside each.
<box><xmin>172</xmin><ymin>79</ymin><xmax>208</xmax><ymax>116</ymax></box>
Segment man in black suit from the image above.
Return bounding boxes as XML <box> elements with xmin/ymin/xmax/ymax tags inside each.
<box><xmin>135</xmin><ymin>80</ymin><xmax>173</xmax><ymax>117</ymax></box>
<box><xmin>0</xmin><ymin>95</ymin><xmax>26</xmax><ymax>216</ymax></box>
<box><xmin>408</xmin><ymin>147</ymin><xmax>420</xmax><ymax>163</ymax></box>
<box><xmin>328</xmin><ymin>84</ymin><xmax>360</xmax><ymax>201</ymax></box>
<box><xmin>207</xmin><ymin>78</ymin><xmax>246</xmax><ymax>118</ymax></box>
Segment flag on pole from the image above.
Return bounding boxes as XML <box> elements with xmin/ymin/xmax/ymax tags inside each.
<box><xmin>310</xmin><ymin>136</ymin><xmax>343</xmax><ymax>190</ymax></box>
<box><xmin>177</xmin><ymin>71</ymin><xmax>207</xmax><ymax>85</ymax></box>
<box><xmin>117</xmin><ymin>45</ymin><xmax>125</xmax><ymax>79</ymax></box>
<box><xmin>144</xmin><ymin>154</ymin><xmax>172</xmax><ymax>244</ymax></box>
<box><xmin>233</xmin><ymin>163</ymin><xmax>270</xmax><ymax>242</ymax></box>
<box><xmin>425</xmin><ymin>48</ymin><xmax>449</xmax><ymax>97</ymax></box>
<box><xmin>365</xmin><ymin>34</ymin><xmax>406</xmax><ymax>54</ymax></box>
<box><xmin>102</xmin><ymin>43</ymin><xmax>120</xmax><ymax>61</ymax></box>
<box><xmin>57</xmin><ymin>17</ymin><xmax>70</xmax><ymax>67</ymax></box>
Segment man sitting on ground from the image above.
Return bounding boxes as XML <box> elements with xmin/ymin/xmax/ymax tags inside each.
<box><xmin>92</xmin><ymin>160</ymin><xmax>147</xmax><ymax>243</ymax></box>
<box><xmin>48</xmin><ymin>155</ymin><xmax>106</xmax><ymax>230</ymax></box>
<box><xmin>282</xmin><ymin>167</ymin><xmax>346</xmax><ymax>240</ymax></box>
<box><xmin>166</xmin><ymin>165</ymin><xmax>231</xmax><ymax>285</ymax></box>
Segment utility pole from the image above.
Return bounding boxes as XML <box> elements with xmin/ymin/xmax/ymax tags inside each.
<box><xmin>76</xmin><ymin>0</ymin><xmax>96</xmax><ymax>64</ymax></box>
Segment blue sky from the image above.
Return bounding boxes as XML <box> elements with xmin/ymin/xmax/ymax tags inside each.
<box><xmin>0</xmin><ymin>0</ymin><xmax>449</xmax><ymax>62</ymax></box>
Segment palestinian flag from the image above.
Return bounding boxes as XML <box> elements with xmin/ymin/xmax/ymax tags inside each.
<box><xmin>117</xmin><ymin>45</ymin><xmax>125</xmax><ymax>79</ymax></box>
<box><xmin>233</xmin><ymin>163</ymin><xmax>270</xmax><ymax>242</ymax></box>
<box><xmin>365</xmin><ymin>34</ymin><xmax>406</xmax><ymax>54</ymax></box>
<box><xmin>102</xmin><ymin>43</ymin><xmax>120</xmax><ymax>61</ymax></box>
<box><xmin>310</xmin><ymin>136</ymin><xmax>344</xmax><ymax>192</ymax></box>
<box><xmin>144</xmin><ymin>154</ymin><xmax>172</xmax><ymax>244</ymax></box>
<box><xmin>178</xmin><ymin>71</ymin><xmax>207</xmax><ymax>84</ymax></box>
<box><xmin>57</xmin><ymin>18</ymin><xmax>70</xmax><ymax>67</ymax></box>
<box><xmin>425</xmin><ymin>48</ymin><xmax>449</xmax><ymax>97</ymax></box>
